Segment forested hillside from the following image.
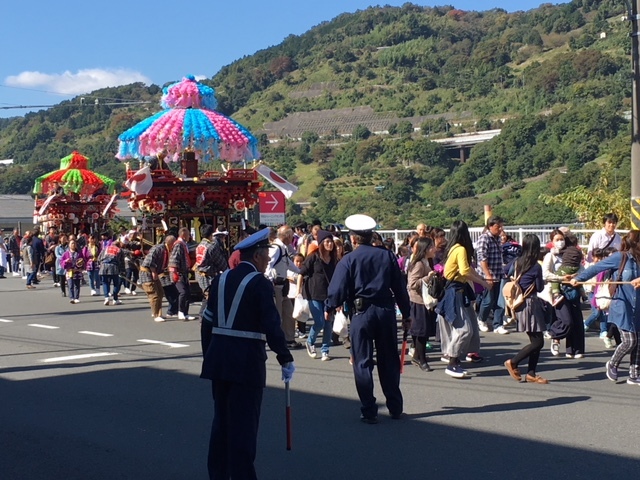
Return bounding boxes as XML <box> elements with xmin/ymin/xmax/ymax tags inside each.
<box><xmin>0</xmin><ymin>0</ymin><xmax>632</xmax><ymax>227</ymax></box>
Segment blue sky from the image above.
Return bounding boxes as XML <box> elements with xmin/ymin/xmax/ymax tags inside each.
<box><xmin>1</xmin><ymin>0</ymin><xmax>565</xmax><ymax>118</ymax></box>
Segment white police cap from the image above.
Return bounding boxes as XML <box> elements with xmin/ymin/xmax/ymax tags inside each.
<box><xmin>233</xmin><ymin>227</ymin><xmax>271</xmax><ymax>251</ymax></box>
<box><xmin>345</xmin><ymin>214</ymin><xmax>376</xmax><ymax>233</ymax></box>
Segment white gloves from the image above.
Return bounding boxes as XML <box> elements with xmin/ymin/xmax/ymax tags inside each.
<box><xmin>281</xmin><ymin>362</ymin><xmax>295</xmax><ymax>383</ymax></box>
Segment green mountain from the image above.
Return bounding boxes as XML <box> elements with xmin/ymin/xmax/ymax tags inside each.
<box><xmin>0</xmin><ymin>0</ymin><xmax>632</xmax><ymax>227</ymax></box>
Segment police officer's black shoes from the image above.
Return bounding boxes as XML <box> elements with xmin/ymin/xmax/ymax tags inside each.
<box><xmin>390</xmin><ymin>412</ymin><xmax>405</xmax><ymax>420</ymax></box>
<box><xmin>360</xmin><ymin>414</ymin><xmax>378</xmax><ymax>424</ymax></box>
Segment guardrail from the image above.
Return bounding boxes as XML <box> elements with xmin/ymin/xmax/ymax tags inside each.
<box><xmin>376</xmin><ymin>228</ymin><xmax>600</xmax><ymax>249</ymax></box>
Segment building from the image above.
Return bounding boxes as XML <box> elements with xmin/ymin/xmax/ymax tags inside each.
<box><xmin>0</xmin><ymin>195</ymin><xmax>34</xmax><ymax>234</ymax></box>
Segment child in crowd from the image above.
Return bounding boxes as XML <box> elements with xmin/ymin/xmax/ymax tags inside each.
<box><xmin>601</xmin><ymin>246</ymin><xmax>621</xmax><ymax>349</ymax></box>
<box><xmin>584</xmin><ymin>248</ymin><xmax>608</xmax><ymax>341</ymax></box>
<box><xmin>550</xmin><ymin>233</ymin><xmax>583</xmax><ymax>306</ymax></box>
<box><xmin>289</xmin><ymin>253</ymin><xmax>308</xmax><ymax>338</ymax></box>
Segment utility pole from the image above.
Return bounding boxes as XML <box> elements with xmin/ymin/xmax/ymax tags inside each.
<box><xmin>630</xmin><ymin>0</ymin><xmax>640</xmax><ymax>228</ymax></box>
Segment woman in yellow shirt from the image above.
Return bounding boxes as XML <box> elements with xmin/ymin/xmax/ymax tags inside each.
<box><xmin>437</xmin><ymin>220</ymin><xmax>490</xmax><ymax>378</ymax></box>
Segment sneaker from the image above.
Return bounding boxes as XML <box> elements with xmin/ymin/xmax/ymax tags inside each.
<box><xmin>440</xmin><ymin>355</ymin><xmax>450</xmax><ymax>363</ymax></box>
<box><xmin>550</xmin><ymin>341</ymin><xmax>560</xmax><ymax>356</ymax></box>
<box><xmin>70</xmin><ymin>299</ymin><xmax>75</xmax><ymax>304</ymax></box>
<box><xmin>178</xmin><ymin>312</ymin><xmax>195</xmax><ymax>321</ymax></box>
<box><xmin>494</xmin><ymin>326</ymin><xmax>510</xmax><ymax>335</ymax></box>
<box><xmin>465</xmin><ymin>353</ymin><xmax>483</xmax><ymax>363</ymax></box>
<box><xmin>90</xmin><ymin>289</ymin><xmax>97</xmax><ymax>296</ymax></box>
<box><xmin>73</xmin><ymin>299</ymin><xmax>80</xmax><ymax>304</ymax></box>
<box><xmin>583</xmin><ymin>323</ymin><xmax>589</xmax><ymax>331</ymax></box>
<box><xmin>503</xmin><ymin>316</ymin><xmax>514</xmax><ymax>326</ymax></box>
<box><xmin>627</xmin><ymin>377</ymin><xmax>640</xmax><ymax>385</ymax></box>
<box><xmin>306</xmin><ymin>342</ymin><xmax>317</xmax><ymax>359</ymax></box>
<box><xmin>574</xmin><ymin>353</ymin><xmax>584</xmax><ymax>359</ymax></box>
<box><xmin>604</xmin><ymin>337</ymin><xmax>615</xmax><ymax>349</ymax></box>
<box><xmin>552</xmin><ymin>294</ymin><xmax>564</xmax><ymax>307</ymax></box>
<box><xmin>165</xmin><ymin>313</ymin><xmax>178</xmax><ymax>318</ymax></box>
<box><xmin>599</xmin><ymin>332</ymin><xmax>608</xmax><ymax>339</ymax></box>
<box><xmin>445</xmin><ymin>365</ymin><xmax>468</xmax><ymax>378</ymax></box>
<box><xmin>124</xmin><ymin>288</ymin><xmax>131</xmax><ymax>295</ymax></box>
<box><xmin>154</xmin><ymin>316</ymin><xmax>166</xmax><ymax>323</ymax></box>
<box><xmin>478</xmin><ymin>321</ymin><xmax>489</xmax><ymax>332</ymax></box>
<box><xmin>606</xmin><ymin>361</ymin><xmax>618</xmax><ymax>382</ymax></box>
<box><xmin>53</xmin><ymin>282</ymin><xmax>59</xmax><ymax>287</ymax></box>
<box><xmin>104</xmin><ymin>298</ymin><xmax>110</xmax><ymax>305</ymax></box>
<box><xmin>112</xmin><ymin>299</ymin><xmax>123</xmax><ymax>305</ymax></box>
<box><xmin>130</xmin><ymin>290</ymin><xmax>137</xmax><ymax>296</ymax></box>
<box><xmin>321</xmin><ymin>352</ymin><xmax>331</xmax><ymax>361</ymax></box>
<box><xmin>12</xmin><ymin>272</ymin><xmax>21</xmax><ymax>277</ymax></box>
<box><xmin>408</xmin><ymin>347</ymin><xmax>415</xmax><ymax>358</ymax></box>
<box><xmin>566</xmin><ymin>353</ymin><xmax>574</xmax><ymax>359</ymax></box>
<box><xmin>543</xmin><ymin>330</ymin><xmax>551</xmax><ymax>339</ymax></box>
<box><xmin>360</xmin><ymin>414</ymin><xmax>378</xmax><ymax>424</ymax></box>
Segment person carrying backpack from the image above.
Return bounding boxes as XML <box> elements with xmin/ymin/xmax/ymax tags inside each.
<box><xmin>503</xmin><ymin>234</ymin><xmax>548</xmax><ymax>385</ymax></box>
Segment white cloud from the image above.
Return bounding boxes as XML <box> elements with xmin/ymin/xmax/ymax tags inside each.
<box><xmin>5</xmin><ymin>68</ymin><xmax>152</xmax><ymax>95</ymax></box>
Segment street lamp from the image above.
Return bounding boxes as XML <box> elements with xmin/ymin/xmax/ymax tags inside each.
<box><xmin>627</xmin><ymin>0</ymin><xmax>640</xmax><ymax>227</ymax></box>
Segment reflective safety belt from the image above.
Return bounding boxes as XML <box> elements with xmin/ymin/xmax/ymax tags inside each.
<box><xmin>212</xmin><ymin>270</ymin><xmax>266</xmax><ymax>341</ymax></box>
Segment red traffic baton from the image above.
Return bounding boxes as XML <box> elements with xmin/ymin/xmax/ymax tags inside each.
<box><xmin>285</xmin><ymin>381</ymin><xmax>292</xmax><ymax>451</ymax></box>
<box><xmin>400</xmin><ymin>327</ymin><xmax>408</xmax><ymax>374</ymax></box>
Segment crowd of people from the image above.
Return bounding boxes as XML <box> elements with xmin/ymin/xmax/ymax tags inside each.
<box><xmin>4</xmin><ymin>212</ymin><xmax>640</xmax><ymax>480</ymax></box>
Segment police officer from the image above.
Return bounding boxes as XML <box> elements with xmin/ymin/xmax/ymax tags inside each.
<box><xmin>201</xmin><ymin>228</ymin><xmax>295</xmax><ymax>480</ymax></box>
<box><xmin>325</xmin><ymin>214</ymin><xmax>411</xmax><ymax>424</ymax></box>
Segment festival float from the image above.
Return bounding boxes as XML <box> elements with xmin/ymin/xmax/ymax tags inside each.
<box><xmin>33</xmin><ymin>151</ymin><xmax>118</xmax><ymax>233</ymax></box>
<box><xmin>116</xmin><ymin>75</ymin><xmax>273</xmax><ymax>245</ymax></box>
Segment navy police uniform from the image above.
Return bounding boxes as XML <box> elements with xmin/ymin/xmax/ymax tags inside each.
<box><xmin>201</xmin><ymin>228</ymin><xmax>293</xmax><ymax>480</ymax></box>
<box><xmin>325</xmin><ymin>215</ymin><xmax>411</xmax><ymax>422</ymax></box>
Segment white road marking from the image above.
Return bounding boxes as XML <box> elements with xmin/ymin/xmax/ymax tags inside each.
<box><xmin>78</xmin><ymin>331</ymin><xmax>114</xmax><ymax>337</ymax></box>
<box><xmin>28</xmin><ymin>324</ymin><xmax>59</xmax><ymax>329</ymax></box>
<box><xmin>0</xmin><ymin>319</ymin><xmax>14</xmax><ymax>323</ymax></box>
<box><xmin>137</xmin><ymin>339</ymin><xmax>189</xmax><ymax>348</ymax></box>
<box><xmin>42</xmin><ymin>352</ymin><xmax>119</xmax><ymax>363</ymax></box>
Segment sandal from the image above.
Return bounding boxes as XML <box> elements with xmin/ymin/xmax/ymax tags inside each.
<box><xmin>504</xmin><ymin>360</ymin><xmax>522</xmax><ymax>382</ymax></box>
<box><xmin>525</xmin><ymin>374</ymin><xmax>549</xmax><ymax>384</ymax></box>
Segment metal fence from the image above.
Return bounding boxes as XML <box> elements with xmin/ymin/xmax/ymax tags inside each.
<box><xmin>377</xmin><ymin>227</ymin><xmax>600</xmax><ymax>249</ymax></box>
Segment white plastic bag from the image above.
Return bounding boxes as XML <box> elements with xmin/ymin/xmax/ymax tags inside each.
<box><xmin>292</xmin><ymin>295</ymin><xmax>310</xmax><ymax>320</ymax></box>
<box><xmin>333</xmin><ymin>310</ymin><xmax>348</xmax><ymax>337</ymax></box>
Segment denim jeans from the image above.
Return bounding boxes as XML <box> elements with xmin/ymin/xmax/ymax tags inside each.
<box><xmin>11</xmin><ymin>254</ymin><xmax>20</xmax><ymax>273</ymax></box>
<box><xmin>101</xmin><ymin>274</ymin><xmax>121</xmax><ymax>300</ymax></box>
<box><xmin>478</xmin><ymin>281</ymin><xmax>505</xmax><ymax>330</ymax></box>
<box><xmin>584</xmin><ymin>293</ymin><xmax>607</xmax><ymax>334</ymax></box>
<box><xmin>88</xmin><ymin>269</ymin><xmax>100</xmax><ymax>291</ymax></box>
<box><xmin>68</xmin><ymin>278</ymin><xmax>81</xmax><ymax>300</ymax></box>
<box><xmin>26</xmin><ymin>271</ymin><xmax>37</xmax><ymax>285</ymax></box>
<box><xmin>308</xmin><ymin>299</ymin><xmax>333</xmax><ymax>355</ymax></box>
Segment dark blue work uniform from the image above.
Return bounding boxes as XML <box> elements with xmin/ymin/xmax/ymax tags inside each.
<box><xmin>325</xmin><ymin>244</ymin><xmax>410</xmax><ymax>420</ymax></box>
<box><xmin>201</xmin><ymin>261</ymin><xmax>293</xmax><ymax>480</ymax></box>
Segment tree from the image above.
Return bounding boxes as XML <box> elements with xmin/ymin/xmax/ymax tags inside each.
<box><xmin>352</xmin><ymin>124</ymin><xmax>371</xmax><ymax>140</ymax></box>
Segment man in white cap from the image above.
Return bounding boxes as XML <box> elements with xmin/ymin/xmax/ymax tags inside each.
<box><xmin>325</xmin><ymin>214</ymin><xmax>411</xmax><ymax>424</ymax></box>
<box><xmin>200</xmin><ymin>227</ymin><xmax>295</xmax><ymax>480</ymax></box>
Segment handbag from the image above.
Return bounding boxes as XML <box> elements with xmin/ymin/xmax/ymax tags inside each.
<box><xmin>421</xmin><ymin>278</ymin><xmax>438</xmax><ymax>309</ymax></box>
<box><xmin>597</xmin><ymin>253</ymin><xmax>629</xmax><ymax>310</ymax></box>
<box><xmin>44</xmin><ymin>251</ymin><xmax>56</xmax><ymax>267</ymax></box>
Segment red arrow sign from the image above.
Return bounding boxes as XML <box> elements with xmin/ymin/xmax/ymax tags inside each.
<box><xmin>258</xmin><ymin>191</ymin><xmax>286</xmax><ymax>214</ymax></box>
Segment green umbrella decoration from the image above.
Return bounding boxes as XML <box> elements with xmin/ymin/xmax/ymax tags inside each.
<box><xmin>34</xmin><ymin>151</ymin><xmax>116</xmax><ymax>196</ymax></box>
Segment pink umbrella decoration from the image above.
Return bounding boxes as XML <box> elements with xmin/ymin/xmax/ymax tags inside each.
<box><xmin>116</xmin><ymin>75</ymin><xmax>260</xmax><ymax>163</ymax></box>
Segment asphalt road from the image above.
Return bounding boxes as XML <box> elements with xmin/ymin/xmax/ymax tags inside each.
<box><xmin>1</xmin><ymin>273</ymin><xmax>639</xmax><ymax>480</ymax></box>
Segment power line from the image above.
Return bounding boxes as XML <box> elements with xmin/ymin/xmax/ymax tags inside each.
<box><xmin>0</xmin><ymin>100</ymin><xmax>154</xmax><ymax>110</ymax></box>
